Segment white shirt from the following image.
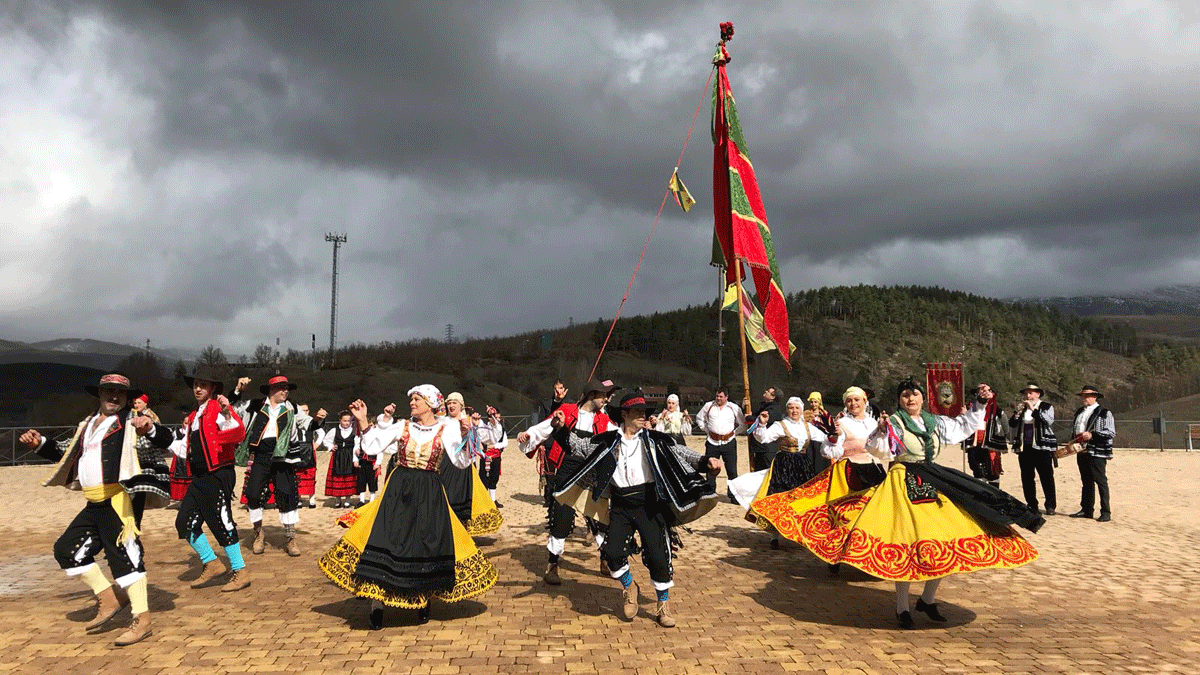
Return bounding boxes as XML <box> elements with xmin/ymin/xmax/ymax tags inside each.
<box><xmin>260</xmin><ymin>401</ymin><xmax>286</xmax><ymax>440</ymax></box>
<box><xmin>753</xmin><ymin>417</ymin><xmax>827</xmax><ymax>446</ymax></box>
<box><xmin>906</xmin><ymin>407</ymin><xmax>985</xmax><ymax>446</ymax></box>
<box><xmin>324</xmin><ymin>424</ymin><xmax>362</xmax><ymax>454</ymax></box>
<box><xmin>611</xmin><ymin>432</ymin><xmax>653</xmax><ymax>488</ymax></box>
<box><xmin>1074</xmin><ymin>403</ymin><xmax>1100</xmax><ymax>436</ymax></box>
<box><xmin>696</xmin><ymin>400</ymin><xmax>744</xmax><ymax>445</ymax></box>
<box><xmin>173</xmin><ymin>401</ymin><xmax>239</xmax><ymax>458</ymax></box>
<box><xmin>78</xmin><ymin>414</ymin><xmax>120</xmax><ymax>489</ymax></box>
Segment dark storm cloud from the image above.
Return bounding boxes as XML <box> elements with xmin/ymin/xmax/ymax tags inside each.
<box><xmin>3</xmin><ymin>1</ymin><xmax>1199</xmax><ymax>352</ymax></box>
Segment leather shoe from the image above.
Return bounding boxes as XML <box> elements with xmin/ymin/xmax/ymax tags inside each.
<box><xmin>368</xmin><ymin>606</ymin><xmax>383</xmax><ymax>630</ymax></box>
<box><xmin>113</xmin><ymin>612</ymin><xmax>152</xmax><ymax>646</ymax></box>
<box><xmin>915</xmin><ymin>598</ymin><xmax>947</xmax><ymax>622</ymax></box>
<box><xmin>1069</xmin><ymin>510</ymin><xmax>1092</xmax><ymax>518</ymax></box>
<box><xmin>1097</xmin><ymin>514</ymin><xmax>1112</xmax><ymax>522</ymax></box>
<box><xmin>86</xmin><ymin>586</ymin><xmax>125</xmax><ymax>631</ymax></box>
<box><xmin>190</xmin><ymin>559</ymin><xmax>229</xmax><ymax>589</ymax></box>
<box><xmin>769</xmin><ymin>537</ymin><xmax>780</xmax><ymax>550</ymax></box>
<box><xmin>543</xmin><ymin>563</ymin><xmax>562</xmax><ymax>585</ymax></box>
<box><xmin>1043</xmin><ymin>508</ymin><xmax>1056</xmax><ymax>516</ymax></box>
<box><xmin>621</xmin><ymin>581</ymin><xmax>639</xmax><ymax>620</ymax></box>
<box><xmin>896</xmin><ymin>610</ymin><xmax>914</xmax><ymax>629</ymax></box>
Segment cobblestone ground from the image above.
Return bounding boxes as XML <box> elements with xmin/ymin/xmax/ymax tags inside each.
<box><xmin>1</xmin><ymin>441</ymin><xmax>1197</xmax><ymax>675</ymax></box>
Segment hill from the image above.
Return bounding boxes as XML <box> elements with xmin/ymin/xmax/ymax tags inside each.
<box><xmin>0</xmin><ymin>362</ymin><xmax>107</xmax><ymax>426</ymax></box>
<box><xmin>1026</xmin><ymin>284</ymin><xmax>1200</xmax><ymax>317</ymax></box>
<box><xmin>0</xmin><ymin>338</ymin><xmax>199</xmax><ymax>372</ymax></box>
<box><xmin>1115</xmin><ymin>393</ymin><xmax>1200</xmax><ymax>450</ymax></box>
<box><xmin>8</xmin><ymin>284</ymin><xmax>1200</xmax><ymax>427</ymax></box>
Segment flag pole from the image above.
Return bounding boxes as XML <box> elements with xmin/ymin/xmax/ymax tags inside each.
<box><xmin>733</xmin><ymin>261</ymin><xmax>752</xmax><ymax>411</ymax></box>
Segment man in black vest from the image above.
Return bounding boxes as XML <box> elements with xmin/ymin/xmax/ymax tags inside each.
<box><xmin>21</xmin><ymin>374</ymin><xmax>174</xmax><ymax>646</ymax></box>
<box><xmin>230</xmin><ymin>375</ymin><xmax>302</xmax><ymax>556</ymax></box>
<box><xmin>1068</xmin><ymin>386</ymin><xmax>1116</xmax><ymax>522</ymax></box>
<box><xmin>1009</xmin><ymin>383</ymin><xmax>1058</xmax><ymax>515</ymax></box>
<box><xmin>747</xmin><ymin>386</ymin><xmax>783</xmax><ymax>471</ymax></box>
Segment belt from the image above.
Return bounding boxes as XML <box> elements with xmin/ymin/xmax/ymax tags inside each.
<box><xmin>708</xmin><ymin>431</ymin><xmax>735</xmax><ymax>442</ymax></box>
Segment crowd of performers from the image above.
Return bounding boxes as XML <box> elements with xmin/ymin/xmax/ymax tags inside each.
<box><xmin>23</xmin><ymin>369</ymin><xmax>1116</xmax><ymax>644</ymax></box>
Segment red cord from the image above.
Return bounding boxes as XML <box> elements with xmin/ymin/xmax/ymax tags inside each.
<box><xmin>587</xmin><ymin>66</ymin><xmax>716</xmax><ymax>383</ymax></box>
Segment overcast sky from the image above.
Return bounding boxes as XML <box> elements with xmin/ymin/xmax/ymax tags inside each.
<box><xmin>3</xmin><ymin>1</ymin><xmax>1198</xmax><ymax>355</ymax></box>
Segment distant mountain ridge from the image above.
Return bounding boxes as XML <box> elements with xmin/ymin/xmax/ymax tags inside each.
<box><xmin>1025</xmin><ymin>284</ymin><xmax>1200</xmax><ymax>316</ymax></box>
<box><xmin>0</xmin><ymin>338</ymin><xmax>198</xmax><ymax>370</ymax></box>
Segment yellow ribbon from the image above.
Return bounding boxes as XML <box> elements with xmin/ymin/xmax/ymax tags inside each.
<box><xmin>82</xmin><ymin>484</ymin><xmax>140</xmax><ymax>546</ymax></box>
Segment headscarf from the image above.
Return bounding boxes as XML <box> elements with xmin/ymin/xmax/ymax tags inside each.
<box><xmin>408</xmin><ymin>384</ymin><xmax>444</xmax><ymax>411</ymax></box>
<box><xmin>446</xmin><ymin>392</ymin><xmax>465</xmax><ymax>406</ymax></box>
<box><xmin>786</xmin><ymin>396</ymin><xmax>804</xmax><ymax>408</ymax></box>
<box><xmin>895</xmin><ymin>377</ymin><xmax>925</xmax><ymax>400</ymax></box>
<box><xmin>807</xmin><ymin>391</ymin><xmax>823</xmax><ymax>404</ymax></box>
<box><xmin>667</xmin><ymin>394</ymin><xmax>679</xmax><ymax>404</ymax></box>
<box><xmin>842</xmin><ymin>386</ymin><xmax>867</xmax><ymax>402</ymax></box>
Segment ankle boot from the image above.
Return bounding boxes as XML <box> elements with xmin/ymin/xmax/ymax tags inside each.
<box><xmin>85</xmin><ymin>586</ymin><xmax>124</xmax><ymax>630</ymax></box>
<box><xmin>190</xmin><ymin>559</ymin><xmax>229</xmax><ymax>589</ymax></box>
<box><xmin>220</xmin><ymin>568</ymin><xmax>251</xmax><ymax>592</ymax></box>
<box><xmin>543</xmin><ymin>563</ymin><xmax>562</xmax><ymax>585</ymax></box>
<box><xmin>621</xmin><ymin>581</ymin><xmax>639</xmax><ymax>620</ymax></box>
<box><xmin>113</xmin><ymin>612</ymin><xmax>153</xmax><ymax>646</ymax></box>
<box><xmin>284</xmin><ymin>524</ymin><xmax>301</xmax><ymax>557</ymax></box>
<box><xmin>654</xmin><ymin>600</ymin><xmax>676</xmax><ymax>628</ymax></box>
<box><xmin>251</xmin><ymin>522</ymin><xmax>265</xmax><ymax>554</ymax></box>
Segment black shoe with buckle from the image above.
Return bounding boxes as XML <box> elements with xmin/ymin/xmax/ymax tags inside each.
<box><xmin>915</xmin><ymin>598</ymin><xmax>947</xmax><ymax>622</ymax></box>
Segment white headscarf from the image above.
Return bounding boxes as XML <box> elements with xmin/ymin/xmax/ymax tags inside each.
<box><xmin>408</xmin><ymin>384</ymin><xmax>444</xmax><ymax>411</ymax></box>
<box><xmin>843</xmin><ymin>386</ymin><xmax>867</xmax><ymax>402</ymax></box>
<box><xmin>667</xmin><ymin>394</ymin><xmax>680</xmax><ymax>404</ymax></box>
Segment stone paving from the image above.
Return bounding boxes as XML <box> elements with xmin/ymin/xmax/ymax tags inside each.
<box><xmin>1</xmin><ymin>440</ymin><xmax>1197</xmax><ymax>675</ymax></box>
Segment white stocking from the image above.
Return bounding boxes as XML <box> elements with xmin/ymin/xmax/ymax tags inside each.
<box><xmin>895</xmin><ymin>582</ymin><xmax>910</xmax><ymax>614</ymax></box>
<box><xmin>921</xmin><ymin>578</ymin><xmax>942</xmax><ymax>603</ymax></box>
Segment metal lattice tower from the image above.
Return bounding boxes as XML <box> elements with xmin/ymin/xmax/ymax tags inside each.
<box><xmin>325</xmin><ymin>232</ymin><xmax>348</xmax><ymax>366</ymax></box>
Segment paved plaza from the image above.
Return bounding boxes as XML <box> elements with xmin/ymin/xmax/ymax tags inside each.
<box><xmin>1</xmin><ymin>440</ymin><xmax>1197</xmax><ymax>675</ymax></box>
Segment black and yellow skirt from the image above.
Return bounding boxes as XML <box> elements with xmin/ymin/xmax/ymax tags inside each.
<box><xmin>319</xmin><ymin>466</ymin><xmax>497</xmax><ymax>608</ymax></box>
<box><xmin>438</xmin><ymin>455</ymin><xmax>503</xmax><ymax>536</ymax></box>
<box><xmin>751</xmin><ymin>460</ymin><xmax>1038</xmax><ymax>581</ymax></box>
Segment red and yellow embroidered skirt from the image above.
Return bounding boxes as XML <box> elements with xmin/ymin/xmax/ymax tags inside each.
<box><xmin>751</xmin><ymin>461</ymin><xmax>1038</xmax><ymax>581</ymax></box>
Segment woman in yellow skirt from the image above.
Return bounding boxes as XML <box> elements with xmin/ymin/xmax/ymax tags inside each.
<box><xmin>753</xmin><ymin>378</ymin><xmax>1043</xmax><ymax>628</ymax></box>
<box><xmin>318</xmin><ymin>385</ymin><xmax>497</xmax><ymax>629</ymax></box>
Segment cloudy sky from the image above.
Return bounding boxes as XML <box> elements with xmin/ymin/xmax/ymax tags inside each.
<box><xmin>3</xmin><ymin>1</ymin><xmax>1198</xmax><ymax>355</ymax></box>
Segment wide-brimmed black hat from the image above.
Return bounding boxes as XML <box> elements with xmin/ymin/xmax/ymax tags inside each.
<box><xmin>608</xmin><ymin>391</ymin><xmax>656</xmax><ymax>423</ymax></box>
<box><xmin>260</xmin><ymin>374</ymin><xmax>298</xmax><ymax>395</ymax></box>
<box><xmin>1020</xmin><ymin>383</ymin><xmax>1044</xmax><ymax>395</ymax></box>
<box><xmin>1076</xmin><ymin>385</ymin><xmax>1104</xmax><ymax>399</ymax></box>
<box><xmin>184</xmin><ymin>366</ymin><xmax>225</xmax><ymax>395</ymax></box>
<box><xmin>84</xmin><ymin>373</ymin><xmax>143</xmax><ymax>401</ymax></box>
<box><xmin>577</xmin><ymin>379</ymin><xmax>620</xmax><ymax>405</ymax></box>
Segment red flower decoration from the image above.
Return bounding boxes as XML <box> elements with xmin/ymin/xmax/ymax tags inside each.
<box><xmin>720</xmin><ymin>22</ymin><xmax>735</xmax><ymax>41</ymax></box>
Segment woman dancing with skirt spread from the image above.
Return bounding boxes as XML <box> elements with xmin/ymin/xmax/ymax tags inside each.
<box><xmin>318</xmin><ymin>385</ymin><xmax>497</xmax><ymax>629</ymax></box>
<box><xmin>752</xmin><ymin>378</ymin><xmax>1043</xmax><ymax>628</ymax></box>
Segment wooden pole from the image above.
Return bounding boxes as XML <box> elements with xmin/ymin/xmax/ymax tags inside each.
<box><xmin>733</xmin><ymin>260</ymin><xmax>752</xmax><ymax>411</ymax></box>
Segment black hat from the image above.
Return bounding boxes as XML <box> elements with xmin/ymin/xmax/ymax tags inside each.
<box><xmin>1076</xmin><ymin>385</ymin><xmax>1104</xmax><ymax>399</ymax></box>
<box><xmin>577</xmin><ymin>379</ymin><xmax>620</xmax><ymax>405</ymax></box>
<box><xmin>260</xmin><ymin>374</ymin><xmax>298</xmax><ymax>396</ymax></box>
<box><xmin>84</xmin><ymin>373</ymin><xmax>143</xmax><ymax>401</ymax></box>
<box><xmin>184</xmin><ymin>366</ymin><xmax>225</xmax><ymax>395</ymax></box>
<box><xmin>608</xmin><ymin>391</ymin><xmax>656</xmax><ymax>423</ymax></box>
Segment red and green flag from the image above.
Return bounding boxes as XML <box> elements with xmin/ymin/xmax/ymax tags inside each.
<box><xmin>711</xmin><ymin>23</ymin><xmax>791</xmax><ymax>367</ymax></box>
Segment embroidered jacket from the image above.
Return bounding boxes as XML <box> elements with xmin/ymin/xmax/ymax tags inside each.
<box><xmin>183</xmin><ymin>401</ymin><xmax>246</xmax><ymax>472</ymax></box>
<box><xmin>1008</xmin><ymin>401</ymin><xmax>1057</xmax><ymax>452</ymax></box>
<box><xmin>1072</xmin><ymin>406</ymin><xmax>1116</xmax><ymax>459</ymax></box>
<box><xmin>38</xmin><ymin>407</ymin><xmax>173</xmax><ymax>490</ymax></box>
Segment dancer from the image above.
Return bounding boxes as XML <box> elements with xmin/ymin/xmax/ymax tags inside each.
<box><xmin>318</xmin><ymin>387</ymin><xmax>497</xmax><ymax>629</ymax></box>
<box><xmin>476</xmin><ymin>405</ymin><xmax>506</xmax><ymax>507</ymax></box>
<box><xmin>354</xmin><ymin>411</ymin><xmax>382</xmax><ymax>505</ymax></box>
<box><xmin>438</xmin><ymin>393</ymin><xmax>503</xmax><ymax>536</ymax></box>
<box><xmin>965</xmin><ymin>384</ymin><xmax>1007</xmax><ymax>489</ymax></box>
<box><xmin>230</xmin><ymin>375</ymin><xmax>304</xmax><ymax>557</ymax></box>
<box><xmin>553</xmin><ymin>392</ymin><xmax>722</xmax><ymax>627</ymax></box>
<box><xmin>323</xmin><ymin>410</ymin><xmax>360</xmax><ymax>508</ymax></box>
<box><xmin>21</xmin><ymin>374</ymin><xmax>175</xmax><ymax>646</ymax></box>
<box><xmin>517</xmin><ymin>380</ymin><xmax>620</xmax><ymax>585</ymax></box>
<box><xmin>755</xmin><ymin>378</ymin><xmax>1043</xmax><ymax>628</ymax></box>
<box><xmin>125</xmin><ymin>394</ymin><xmax>173</xmax><ymax>526</ymax></box>
<box><xmin>174</xmin><ymin>367</ymin><xmax>250</xmax><ymax>592</ymax></box>
<box><xmin>293</xmin><ymin>404</ymin><xmax>326</xmax><ymax>508</ymax></box>
<box><xmin>728</xmin><ymin>395</ymin><xmax>828</xmax><ymax>548</ymax></box>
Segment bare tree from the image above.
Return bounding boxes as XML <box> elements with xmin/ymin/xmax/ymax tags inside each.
<box><xmin>198</xmin><ymin>345</ymin><xmax>228</xmax><ymax>368</ymax></box>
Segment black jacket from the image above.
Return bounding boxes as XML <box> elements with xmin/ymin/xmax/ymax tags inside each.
<box><xmin>38</xmin><ymin>407</ymin><xmax>173</xmax><ymax>487</ymax></box>
<box><xmin>748</xmin><ymin>399</ymin><xmax>784</xmax><ymax>455</ymax></box>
